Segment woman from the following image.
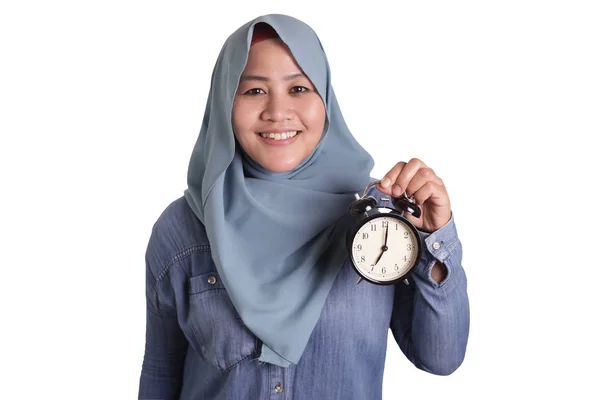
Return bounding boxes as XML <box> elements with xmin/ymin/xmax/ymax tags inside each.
<box><xmin>139</xmin><ymin>14</ymin><xmax>469</xmax><ymax>400</ymax></box>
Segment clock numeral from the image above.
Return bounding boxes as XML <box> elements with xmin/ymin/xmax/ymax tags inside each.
<box><xmin>396</xmin><ymin>223</ymin><xmax>399</xmax><ymax>230</ymax></box>
<box><xmin>370</xmin><ymin>224</ymin><xmax>377</xmax><ymax>232</ymax></box>
<box><xmin>407</xmin><ymin>244</ymin><xmax>412</xmax><ymax>251</ymax></box>
<box><xmin>382</xmin><ymin>267</ymin><xmax>386</xmax><ymax>274</ymax></box>
<box><xmin>403</xmin><ymin>255</ymin><xmax>408</xmax><ymax>262</ymax></box>
<box><xmin>362</xmin><ymin>233</ymin><xmax>369</xmax><ymax>240</ymax></box>
<box><xmin>356</xmin><ymin>244</ymin><xmax>362</xmax><ymax>251</ymax></box>
<box><xmin>382</xmin><ymin>221</ymin><xmax>388</xmax><ymax>228</ymax></box>
<box><xmin>360</xmin><ymin>256</ymin><xmax>366</xmax><ymax>263</ymax></box>
<box><xmin>404</xmin><ymin>232</ymin><xmax>409</xmax><ymax>239</ymax></box>
<box><xmin>394</xmin><ymin>264</ymin><xmax>399</xmax><ymax>271</ymax></box>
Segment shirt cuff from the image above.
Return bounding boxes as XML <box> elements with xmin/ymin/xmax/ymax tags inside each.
<box><xmin>417</xmin><ymin>213</ymin><xmax>460</xmax><ymax>264</ymax></box>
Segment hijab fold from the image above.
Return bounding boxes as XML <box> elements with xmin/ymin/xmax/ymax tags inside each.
<box><xmin>184</xmin><ymin>14</ymin><xmax>374</xmax><ymax>367</ymax></box>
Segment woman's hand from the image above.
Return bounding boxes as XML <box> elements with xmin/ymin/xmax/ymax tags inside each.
<box><xmin>376</xmin><ymin>158</ymin><xmax>451</xmax><ymax>233</ymax></box>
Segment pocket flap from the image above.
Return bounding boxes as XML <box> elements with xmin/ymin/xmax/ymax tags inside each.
<box><xmin>189</xmin><ymin>272</ymin><xmax>225</xmax><ymax>295</ymax></box>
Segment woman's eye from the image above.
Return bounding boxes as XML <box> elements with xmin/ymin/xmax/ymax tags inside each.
<box><xmin>291</xmin><ymin>86</ymin><xmax>309</xmax><ymax>94</ymax></box>
<box><xmin>244</xmin><ymin>88</ymin><xmax>265</xmax><ymax>95</ymax></box>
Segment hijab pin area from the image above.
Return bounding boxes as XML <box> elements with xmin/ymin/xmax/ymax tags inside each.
<box><xmin>347</xmin><ymin>180</ymin><xmax>423</xmax><ymax>286</ymax></box>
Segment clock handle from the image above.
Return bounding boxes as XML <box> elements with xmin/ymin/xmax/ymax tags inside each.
<box><xmin>348</xmin><ymin>196</ymin><xmax>378</xmax><ymax>216</ymax></box>
<box><xmin>361</xmin><ymin>180</ymin><xmax>382</xmax><ymax>197</ymax></box>
<box><xmin>392</xmin><ymin>197</ymin><xmax>422</xmax><ymax>218</ymax></box>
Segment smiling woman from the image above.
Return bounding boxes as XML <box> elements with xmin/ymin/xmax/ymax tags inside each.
<box><xmin>232</xmin><ymin>24</ymin><xmax>326</xmax><ymax>173</ymax></box>
<box><xmin>139</xmin><ymin>13</ymin><xmax>469</xmax><ymax>400</ymax></box>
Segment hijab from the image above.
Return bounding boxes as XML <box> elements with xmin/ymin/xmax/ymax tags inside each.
<box><xmin>184</xmin><ymin>14</ymin><xmax>374</xmax><ymax>367</ymax></box>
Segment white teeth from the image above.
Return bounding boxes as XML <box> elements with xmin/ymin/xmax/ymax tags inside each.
<box><xmin>259</xmin><ymin>131</ymin><xmax>298</xmax><ymax>140</ymax></box>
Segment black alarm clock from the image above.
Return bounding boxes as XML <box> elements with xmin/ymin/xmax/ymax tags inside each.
<box><xmin>347</xmin><ymin>180</ymin><xmax>423</xmax><ymax>285</ymax></box>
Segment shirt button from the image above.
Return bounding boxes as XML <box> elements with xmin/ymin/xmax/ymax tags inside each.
<box><xmin>274</xmin><ymin>383</ymin><xmax>283</xmax><ymax>393</ymax></box>
<box><xmin>433</xmin><ymin>242</ymin><xmax>441</xmax><ymax>250</ymax></box>
<box><xmin>207</xmin><ymin>275</ymin><xmax>217</xmax><ymax>285</ymax></box>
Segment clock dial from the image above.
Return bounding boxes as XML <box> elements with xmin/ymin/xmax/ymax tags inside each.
<box><xmin>351</xmin><ymin>215</ymin><xmax>419</xmax><ymax>282</ymax></box>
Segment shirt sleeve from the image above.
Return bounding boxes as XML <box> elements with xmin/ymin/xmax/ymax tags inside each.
<box><xmin>138</xmin><ymin>237</ymin><xmax>188</xmax><ymax>400</ymax></box>
<box><xmin>389</xmin><ymin>214</ymin><xmax>470</xmax><ymax>375</ymax></box>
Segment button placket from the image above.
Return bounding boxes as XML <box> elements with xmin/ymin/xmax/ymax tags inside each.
<box><xmin>269</xmin><ymin>363</ymin><xmax>285</xmax><ymax>399</ymax></box>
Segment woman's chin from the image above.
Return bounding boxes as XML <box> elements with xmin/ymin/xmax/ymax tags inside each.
<box><xmin>259</xmin><ymin>158</ymin><xmax>301</xmax><ymax>173</ymax></box>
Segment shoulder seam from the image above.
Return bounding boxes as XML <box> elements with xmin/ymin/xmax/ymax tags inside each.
<box><xmin>155</xmin><ymin>244</ymin><xmax>211</xmax><ymax>284</ymax></box>
<box><xmin>148</xmin><ymin>244</ymin><xmax>211</xmax><ymax>310</ymax></box>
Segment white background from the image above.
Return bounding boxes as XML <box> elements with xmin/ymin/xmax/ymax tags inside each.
<box><xmin>1</xmin><ymin>1</ymin><xmax>599</xmax><ymax>398</ymax></box>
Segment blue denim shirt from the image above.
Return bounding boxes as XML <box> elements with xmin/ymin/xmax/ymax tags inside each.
<box><xmin>139</xmin><ymin>190</ymin><xmax>470</xmax><ymax>400</ymax></box>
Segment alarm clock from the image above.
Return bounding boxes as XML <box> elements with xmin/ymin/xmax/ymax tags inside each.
<box><xmin>347</xmin><ymin>180</ymin><xmax>423</xmax><ymax>285</ymax></box>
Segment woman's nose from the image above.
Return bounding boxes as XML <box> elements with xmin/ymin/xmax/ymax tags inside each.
<box><xmin>260</xmin><ymin>94</ymin><xmax>293</xmax><ymax>122</ymax></box>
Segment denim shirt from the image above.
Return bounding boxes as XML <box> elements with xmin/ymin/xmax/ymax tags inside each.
<box><xmin>138</xmin><ymin>190</ymin><xmax>470</xmax><ymax>400</ymax></box>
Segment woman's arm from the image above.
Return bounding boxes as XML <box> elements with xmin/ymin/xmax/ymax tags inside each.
<box><xmin>389</xmin><ymin>215</ymin><xmax>470</xmax><ymax>375</ymax></box>
<box><xmin>138</xmin><ymin>240</ymin><xmax>188</xmax><ymax>399</ymax></box>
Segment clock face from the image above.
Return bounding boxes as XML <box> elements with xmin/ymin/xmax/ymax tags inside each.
<box><xmin>350</xmin><ymin>215</ymin><xmax>419</xmax><ymax>283</ymax></box>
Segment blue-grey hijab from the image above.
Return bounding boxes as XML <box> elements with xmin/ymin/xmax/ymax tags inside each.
<box><xmin>184</xmin><ymin>14</ymin><xmax>374</xmax><ymax>367</ymax></box>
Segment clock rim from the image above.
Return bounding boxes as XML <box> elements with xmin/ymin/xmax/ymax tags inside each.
<box><xmin>346</xmin><ymin>209</ymin><xmax>423</xmax><ymax>285</ymax></box>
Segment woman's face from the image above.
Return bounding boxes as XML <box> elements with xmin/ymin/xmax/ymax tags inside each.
<box><xmin>232</xmin><ymin>38</ymin><xmax>326</xmax><ymax>173</ymax></box>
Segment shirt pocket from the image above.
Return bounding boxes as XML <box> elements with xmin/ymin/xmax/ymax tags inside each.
<box><xmin>188</xmin><ymin>271</ymin><xmax>260</xmax><ymax>371</ymax></box>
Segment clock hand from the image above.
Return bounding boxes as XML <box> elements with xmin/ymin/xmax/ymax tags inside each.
<box><xmin>374</xmin><ymin>224</ymin><xmax>390</xmax><ymax>266</ymax></box>
<box><xmin>384</xmin><ymin>224</ymin><xmax>389</xmax><ymax>247</ymax></box>
<box><xmin>373</xmin><ymin>249</ymin><xmax>384</xmax><ymax>266</ymax></box>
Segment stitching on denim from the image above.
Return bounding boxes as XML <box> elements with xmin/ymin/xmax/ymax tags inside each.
<box><xmin>441</xmin><ymin>238</ymin><xmax>460</xmax><ymax>261</ymax></box>
<box><xmin>156</xmin><ymin>244</ymin><xmax>211</xmax><ymax>283</ymax></box>
<box><xmin>451</xmin><ymin>239</ymin><xmax>461</xmax><ymax>255</ymax></box>
<box><xmin>225</xmin><ymin>337</ymin><xmax>262</xmax><ymax>371</ymax></box>
<box><xmin>224</xmin><ymin>351</ymin><xmax>255</xmax><ymax>371</ymax></box>
<box><xmin>148</xmin><ymin>244</ymin><xmax>210</xmax><ymax>306</ymax></box>
<box><xmin>425</xmin><ymin>258</ymin><xmax>438</xmax><ymax>286</ymax></box>
<box><xmin>189</xmin><ymin>286</ymin><xmax>225</xmax><ymax>296</ymax></box>
<box><xmin>434</xmin><ymin>251</ymin><xmax>458</xmax><ymax>290</ymax></box>
<box><xmin>188</xmin><ymin>291</ymin><xmax>259</xmax><ymax>373</ymax></box>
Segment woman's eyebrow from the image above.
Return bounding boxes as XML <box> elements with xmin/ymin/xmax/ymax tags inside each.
<box><xmin>240</xmin><ymin>73</ymin><xmax>305</xmax><ymax>82</ymax></box>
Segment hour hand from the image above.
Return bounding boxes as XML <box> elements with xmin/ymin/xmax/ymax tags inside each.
<box><xmin>373</xmin><ymin>250</ymin><xmax>384</xmax><ymax>266</ymax></box>
<box><xmin>375</xmin><ymin>225</ymin><xmax>389</xmax><ymax>266</ymax></box>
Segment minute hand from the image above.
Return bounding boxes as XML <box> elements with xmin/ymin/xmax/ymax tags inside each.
<box><xmin>384</xmin><ymin>223</ymin><xmax>389</xmax><ymax>247</ymax></box>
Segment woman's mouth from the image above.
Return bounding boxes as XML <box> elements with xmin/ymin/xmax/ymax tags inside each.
<box><xmin>259</xmin><ymin>131</ymin><xmax>299</xmax><ymax>140</ymax></box>
<box><xmin>257</xmin><ymin>131</ymin><xmax>301</xmax><ymax>145</ymax></box>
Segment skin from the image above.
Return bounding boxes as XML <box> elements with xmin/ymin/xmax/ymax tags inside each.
<box><xmin>233</xmin><ymin>39</ymin><xmax>452</xmax><ymax>283</ymax></box>
<box><xmin>232</xmin><ymin>38</ymin><xmax>326</xmax><ymax>173</ymax></box>
<box><xmin>376</xmin><ymin>159</ymin><xmax>452</xmax><ymax>282</ymax></box>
